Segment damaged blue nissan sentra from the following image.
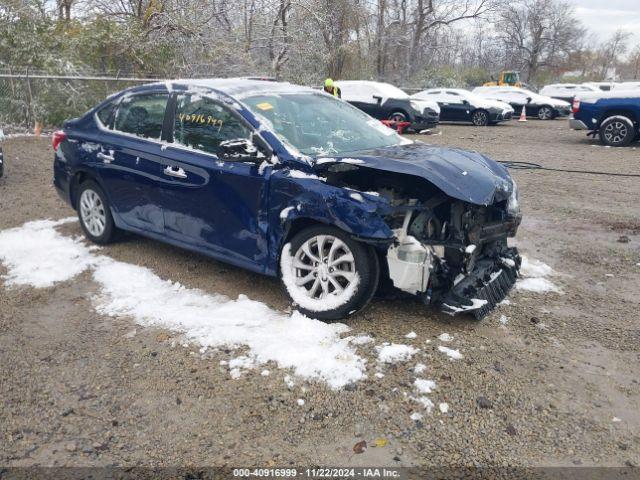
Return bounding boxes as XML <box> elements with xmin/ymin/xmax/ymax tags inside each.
<box><xmin>53</xmin><ymin>79</ymin><xmax>521</xmax><ymax>320</ymax></box>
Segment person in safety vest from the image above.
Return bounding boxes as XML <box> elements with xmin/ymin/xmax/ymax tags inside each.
<box><xmin>323</xmin><ymin>78</ymin><xmax>341</xmax><ymax>98</ymax></box>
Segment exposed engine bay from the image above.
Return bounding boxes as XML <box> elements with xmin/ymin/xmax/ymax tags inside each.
<box><xmin>320</xmin><ymin>162</ymin><xmax>522</xmax><ymax>318</ymax></box>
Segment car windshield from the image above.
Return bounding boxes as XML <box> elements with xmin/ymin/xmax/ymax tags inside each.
<box><xmin>243</xmin><ymin>92</ymin><xmax>406</xmax><ymax>156</ymax></box>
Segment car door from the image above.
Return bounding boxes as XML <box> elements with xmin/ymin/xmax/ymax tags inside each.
<box><xmin>426</xmin><ymin>91</ymin><xmax>453</xmax><ymax>121</ymax></box>
<box><xmin>156</xmin><ymin>93</ymin><xmax>269</xmax><ymax>269</ymax></box>
<box><xmin>93</xmin><ymin>91</ymin><xmax>171</xmax><ymax>233</ymax></box>
<box><xmin>443</xmin><ymin>91</ymin><xmax>471</xmax><ymax>121</ymax></box>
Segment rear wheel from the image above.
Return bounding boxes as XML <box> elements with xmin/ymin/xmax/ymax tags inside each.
<box><xmin>280</xmin><ymin>226</ymin><xmax>379</xmax><ymax>321</ymax></box>
<box><xmin>389</xmin><ymin>111</ymin><xmax>407</xmax><ymax>123</ymax></box>
<box><xmin>599</xmin><ymin>116</ymin><xmax>635</xmax><ymax>147</ymax></box>
<box><xmin>537</xmin><ymin>105</ymin><xmax>554</xmax><ymax>120</ymax></box>
<box><xmin>471</xmin><ymin>109</ymin><xmax>490</xmax><ymax>126</ymax></box>
<box><xmin>77</xmin><ymin>180</ymin><xmax>118</xmax><ymax>244</ymax></box>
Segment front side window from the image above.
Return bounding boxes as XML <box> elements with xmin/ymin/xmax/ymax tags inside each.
<box><xmin>114</xmin><ymin>93</ymin><xmax>168</xmax><ymax>140</ymax></box>
<box><xmin>173</xmin><ymin>95</ymin><xmax>252</xmax><ymax>156</ymax></box>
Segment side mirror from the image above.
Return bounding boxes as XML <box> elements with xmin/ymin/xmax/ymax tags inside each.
<box><xmin>462</xmin><ymin>99</ymin><xmax>470</xmax><ymax>106</ymax></box>
<box><xmin>219</xmin><ymin>138</ymin><xmax>260</xmax><ymax>160</ymax></box>
<box><xmin>372</xmin><ymin>95</ymin><xmax>382</xmax><ymax>105</ymax></box>
<box><xmin>526</xmin><ymin>97</ymin><xmax>532</xmax><ymax>104</ymax></box>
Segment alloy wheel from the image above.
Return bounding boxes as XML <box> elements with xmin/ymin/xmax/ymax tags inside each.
<box><xmin>473</xmin><ymin>110</ymin><xmax>488</xmax><ymax>126</ymax></box>
<box><xmin>538</xmin><ymin>107</ymin><xmax>552</xmax><ymax>120</ymax></box>
<box><xmin>290</xmin><ymin>234</ymin><xmax>357</xmax><ymax>301</ymax></box>
<box><xmin>604</xmin><ymin>121</ymin><xmax>628</xmax><ymax>145</ymax></box>
<box><xmin>79</xmin><ymin>189</ymin><xmax>106</xmax><ymax>237</ymax></box>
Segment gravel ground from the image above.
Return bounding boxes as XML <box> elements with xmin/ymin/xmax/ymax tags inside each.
<box><xmin>0</xmin><ymin>120</ymin><xmax>639</xmax><ymax>470</ymax></box>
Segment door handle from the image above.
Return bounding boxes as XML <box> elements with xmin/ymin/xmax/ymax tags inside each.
<box><xmin>164</xmin><ymin>165</ymin><xmax>187</xmax><ymax>179</ymax></box>
<box><xmin>97</xmin><ymin>151</ymin><xmax>114</xmax><ymax>163</ymax></box>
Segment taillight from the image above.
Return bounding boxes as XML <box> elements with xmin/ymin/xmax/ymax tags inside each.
<box><xmin>52</xmin><ymin>130</ymin><xmax>67</xmax><ymax>151</ymax></box>
<box><xmin>572</xmin><ymin>99</ymin><xmax>580</xmax><ymax>114</ymax></box>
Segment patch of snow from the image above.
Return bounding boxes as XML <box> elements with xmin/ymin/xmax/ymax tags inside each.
<box><xmin>443</xmin><ymin>298</ymin><xmax>487</xmax><ymax>314</ymax></box>
<box><xmin>377</xmin><ymin>344</ymin><xmax>419</xmax><ymax>363</ymax></box>
<box><xmin>437</xmin><ymin>333</ymin><xmax>453</xmax><ymax>342</ymax></box>
<box><xmin>516</xmin><ymin>278</ymin><xmax>560</xmax><ymax>293</ymax></box>
<box><xmin>280</xmin><ymin>206</ymin><xmax>295</xmax><ymax>220</ymax></box>
<box><xmin>0</xmin><ymin>218</ymin><xmax>93</xmax><ymax>288</ymax></box>
<box><xmin>499</xmin><ymin>315</ymin><xmax>508</xmax><ymax>325</ymax></box>
<box><xmin>374</xmin><ymin>372</ymin><xmax>385</xmax><ymax>379</ymax></box>
<box><xmin>612</xmin><ymin>417</ymin><xmax>622</xmax><ymax>422</ymax></box>
<box><xmin>438</xmin><ymin>346</ymin><xmax>463</xmax><ymax>360</ymax></box>
<box><xmin>517</xmin><ymin>256</ymin><xmax>561</xmax><ymax>293</ymax></box>
<box><xmin>287</xmin><ymin>169</ymin><xmax>323</xmax><ymax>181</ymax></box>
<box><xmin>261</xmin><ymin>369</ymin><xmax>270</xmax><ymax>376</ymax></box>
<box><xmin>414</xmin><ymin>363</ymin><xmax>426</xmax><ymax>374</ymax></box>
<box><xmin>410</xmin><ymin>412</ymin><xmax>423</xmax><ymax>421</ymax></box>
<box><xmin>297</xmin><ymin>398</ymin><xmax>305</xmax><ymax>406</ymax></box>
<box><xmin>498</xmin><ymin>299</ymin><xmax>511</xmax><ymax>306</ymax></box>
<box><xmin>439</xmin><ymin>402</ymin><xmax>449</xmax><ymax>413</ymax></box>
<box><xmin>349</xmin><ymin>335</ymin><xmax>374</xmax><ymax>345</ymax></box>
<box><xmin>520</xmin><ymin>257</ymin><xmax>554</xmax><ymax>277</ymax></box>
<box><xmin>0</xmin><ymin>220</ymin><xmax>367</xmax><ymax>390</ymax></box>
<box><xmin>405</xmin><ymin>331</ymin><xmax>417</xmax><ymax>339</ymax></box>
<box><xmin>465</xmin><ymin>244</ymin><xmax>476</xmax><ymax>254</ymax></box>
<box><xmin>414</xmin><ymin>378</ymin><xmax>436</xmax><ymax>394</ymax></box>
<box><xmin>349</xmin><ymin>192</ymin><xmax>364</xmax><ymax>202</ymax></box>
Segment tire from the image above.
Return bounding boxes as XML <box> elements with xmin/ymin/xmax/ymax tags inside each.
<box><xmin>537</xmin><ymin>105</ymin><xmax>554</xmax><ymax>120</ymax></box>
<box><xmin>599</xmin><ymin>116</ymin><xmax>636</xmax><ymax>147</ymax></box>
<box><xmin>76</xmin><ymin>180</ymin><xmax>118</xmax><ymax>244</ymax></box>
<box><xmin>471</xmin><ymin>109</ymin><xmax>490</xmax><ymax>126</ymax></box>
<box><xmin>388</xmin><ymin>111</ymin><xmax>407</xmax><ymax>123</ymax></box>
<box><xmin>280</xmin><ymin>225</ymin><xmax>379</xmax><ymax>321</ymax></box>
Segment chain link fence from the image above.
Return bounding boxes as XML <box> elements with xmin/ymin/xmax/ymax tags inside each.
<box><xmin>0</xmin><ymin>71</ymin><xmax>162</xmax><ymax>129</ymax></box>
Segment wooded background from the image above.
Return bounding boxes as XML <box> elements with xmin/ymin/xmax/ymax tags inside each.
<box><xmin>1</xmin><ymin>0</ymin><xmax>639</xmax><ymax>126</ymax></box>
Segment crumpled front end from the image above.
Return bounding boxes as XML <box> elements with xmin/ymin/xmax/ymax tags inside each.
<box><xmin>383</xmin><ymin>191</ymin><xmax>521</xmax><ymax>319</ymax></box>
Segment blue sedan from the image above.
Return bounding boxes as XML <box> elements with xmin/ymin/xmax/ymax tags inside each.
<box><xmin>53</xmin><ymin>79</ymin><xmax>521</xmax><ymax>320</ymax></box>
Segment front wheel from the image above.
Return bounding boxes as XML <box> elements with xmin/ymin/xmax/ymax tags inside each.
<box><xmin>471</xmin><ymin>109</ymin><xmax>490</xmax><ymax>126</ymax></box>
<box><xmin>537</xmin><ymin>106</ymin><xmax>554</xmax><ymax>120</ymax></box>
<box><xmin>280</xmin><ymin>226</ymin><xmax>379</xmax><ymax>321</ymax></box>
<box><xmin>599</xmin><ymin>116</ymin><xmax>636</xmax><ymax>147</ymax></box>
<box><xmin>388</xmin><ymin>111</ymin><xmax>407</xmax><ymax>123</ymax></box>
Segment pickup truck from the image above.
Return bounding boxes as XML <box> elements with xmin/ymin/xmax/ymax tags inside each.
<box><xmin>570</xmin><ymin>91</ymin><xmax>640</xmax><ymax>147</ymax></box>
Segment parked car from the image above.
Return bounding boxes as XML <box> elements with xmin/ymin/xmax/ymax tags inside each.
<box><xmin>571</xmin><ymin>90</ymin><xmax>640</xmax><ymax>147</ymax></box>
<box><xmin>538</xmin><ymin>83</ymin><xmax>599</xmax><ymax>103</ymax></box>
<box><xmin>334</xmin><ymin>80</ymin><xmax>440</xmax><ymax>132</ymax></box>
<box><xmin>53</xmin><ymin>79</ymin><xmax>521</xmax><ymax>320</ymax></box>
<box><xmin>472</xmin><ymin>86</ymin><xmax>571</xmax><ymax>120</ymax></box>
<box><xmin>612</xmin><ymin>81</ymin><xmax>640</xmax><ymax>91</ymax></box>
<box><xmin>582</xmin><ymin>82</ymin><xmax>615</xmax><ymax>92</ymax></box>
<box><xmin>411</xmin><ymin>88</ymin><xmax>514</xmax><ymax>126</ymax></box>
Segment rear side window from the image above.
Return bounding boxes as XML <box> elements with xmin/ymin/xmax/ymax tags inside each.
<box><xmin>96</xmin><ymin>102</ymin><xmax>116</xmax><ymax>128</ymax></box>
<box><xmin>173</xmin><ymin>94</ymin><xmax>252</xmax><ymax>156</ymax></box>
<box><xmin>114</xmin><ymin>93</ymin><xmax>168</xmax><ymax>140</ymax></box>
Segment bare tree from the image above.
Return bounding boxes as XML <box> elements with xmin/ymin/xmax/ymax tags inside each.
<box><xmin>498</xmin><ymin>0</ymin><xmax>584</xmax><ymax>81</ymax></box>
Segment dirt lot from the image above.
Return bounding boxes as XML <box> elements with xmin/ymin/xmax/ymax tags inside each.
<box><xmin>1</xmin><ymin>120</ymin><xmax>639</xmax><ymax>471</ymax></box>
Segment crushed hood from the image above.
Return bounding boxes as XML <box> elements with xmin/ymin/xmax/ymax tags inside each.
<box><xmin>315</xmin><ymin>142</ymin><xmax>513</xmax><ymax>206</ymax></box>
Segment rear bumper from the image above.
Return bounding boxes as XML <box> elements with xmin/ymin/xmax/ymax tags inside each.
<box><xmin>570</xmin><ymin>118</ymin><xmax>589</xmax><ymax>130</ymax></box>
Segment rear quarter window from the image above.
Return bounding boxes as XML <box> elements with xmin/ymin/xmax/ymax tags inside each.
<box><xmin>113</xmin><ymin>93</ymin><xmax>169</xmax><ymax>140</ymax></box>
<box><xmin>96</xmin><ymin>102</ymin><xmax>117</xmax><ymax>129</ymax></box>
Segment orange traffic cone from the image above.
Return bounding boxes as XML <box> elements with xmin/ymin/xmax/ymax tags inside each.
<box><xmin>518</xmin><ymin>106</ymin><xmax>527</xmax><ymax>122</ymax></box>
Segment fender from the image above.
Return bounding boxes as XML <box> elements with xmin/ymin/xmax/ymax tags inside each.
<box><xmin>264</xmin><ymin>169</ymin><xmax>395</xmax><ymax>275</ymax></box>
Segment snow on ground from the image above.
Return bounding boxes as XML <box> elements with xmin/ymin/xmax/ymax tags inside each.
<box><xmin>376</xmin><ymin>343</ymin><xmax>419</xmax><ymax>363</ymax></box>
<box><xmin>0</xmin><ymin>218</ymin><xmax>94</xmax><ymax>288</ymax></box>
<box><xmin>0</xmin><ymin>219</ymin><xmax>366</xmax><ymax>389</ymax></box>
<box><xmin>414</xmin><ymin>379</ymin><xmax>436</xmax><ymax>394</ymax></box>
<box><xmin>437</xmin><ymin>333</ymin><xmax>453</xmax><ymax>342</ymax></box>
<box><xmin>438</xmin><ymin>346</ymin><xmax>463</xmax><ymax>360</ymax></box>
<box><xmin>439</xmin><ymin>402</ymin><xmax>449</xmax><ymax>413</ymax></box>
<box><xmin>405</xmin><ymin>331</ymin><xmax>417</xmax><ymax>339</ymax></box>
<box><xmin>516</xmin><ymin>256</ymin><xmax>561</xmax><ymax>293</ymax></box>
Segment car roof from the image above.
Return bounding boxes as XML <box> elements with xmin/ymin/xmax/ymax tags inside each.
<box><xmin>136</xmin><ymin>78</ymin><xmax>316</xmax><ymax>98</ymax></box>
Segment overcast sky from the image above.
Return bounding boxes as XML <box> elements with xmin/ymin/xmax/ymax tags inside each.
<box><xmin>567</xmin><ymin>0</ymin><xmax>640</xmax><ymax>45</ymax></box>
